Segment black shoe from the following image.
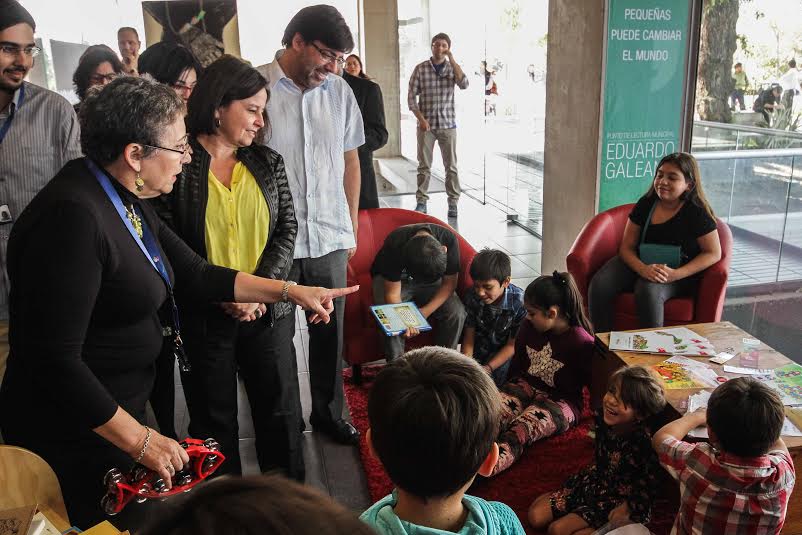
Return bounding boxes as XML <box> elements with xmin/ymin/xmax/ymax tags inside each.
<box><xmin>312</xmin><ymin>417</ymin><xmax>360</xmax><ymax>445</ymax></box>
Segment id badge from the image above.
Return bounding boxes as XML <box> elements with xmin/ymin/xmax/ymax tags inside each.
<box><xmin>0</xmin><ymin>204</ymin><xmax>13</xmax><ymax>224</ymax></box>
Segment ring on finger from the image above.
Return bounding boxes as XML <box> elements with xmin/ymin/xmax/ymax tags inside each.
<box><xmin>254</xmin><ymin>308</ymin><xmax>263</xmax><ymax>319</ymax></box>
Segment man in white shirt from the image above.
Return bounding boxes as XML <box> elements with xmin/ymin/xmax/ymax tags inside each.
<box><xmin>257</xmin><ymin>5</ymin><xmax>364</xmax><ymax>445</ymax></box>
<box><xmin>779</xmin><ymin>59</ymin><xmax>800</xmax><ymax>109</ymax></box>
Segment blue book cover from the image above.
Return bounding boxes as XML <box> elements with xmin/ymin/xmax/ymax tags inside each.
<box><xmin>370</xmin><ymin>302</ymin><xmax>433</xmax><ymax>337</ymax></box>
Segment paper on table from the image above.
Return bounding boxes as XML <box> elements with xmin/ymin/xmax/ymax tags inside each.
<box><xmin>688</xmin><ymin>390</ymin><xmax>711</xmax><ymax>412</ymax></box>
<box><xmin>723</xmin><ymin>365</ymin><xmax>774</xmax><ymax>375</ymax></box>
<box><xmin>709</xmin><ymin>352</ymin><xmax>735</xmax><ymax>365</ymax></box>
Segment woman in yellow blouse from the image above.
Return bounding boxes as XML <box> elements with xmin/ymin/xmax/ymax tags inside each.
<box><xmin>156</xmin><ymin>55</ymin><xmax>303</xmax><ymax>479</ymax></box>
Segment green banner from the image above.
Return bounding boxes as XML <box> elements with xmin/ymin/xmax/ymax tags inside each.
<box><xmin>598</xmin><ymin>0</ymin><xmax>691</xmax><ymax>211</ymax></box>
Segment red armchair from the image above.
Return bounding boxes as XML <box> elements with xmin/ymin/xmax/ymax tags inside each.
<box><xmin>344</xmin><ymin>208</ymin><xmax>477</xmax><ymax>382</ymax></box>
<box><xmin>566</xmin><ymin>203</ymin><xmax>732</xmax><ymax>331</ymax></box>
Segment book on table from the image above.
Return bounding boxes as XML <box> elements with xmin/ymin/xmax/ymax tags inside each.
<box><xmin>609</xmin><ymin>327</ymin><xmax>714</xmax><ymax>356</ymax></box>
<box><xmin>371</xmin><ymin>302</ymin><xmax>432</xmax><ymax>337</ymax></box>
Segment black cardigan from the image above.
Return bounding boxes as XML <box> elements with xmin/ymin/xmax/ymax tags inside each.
<box><xmin>344</xmin><ymin>72</ymin><xmax>388</xmax><ymax>209</ymax></box>
<box><xmin>0</xmin><ymin>158</ymin><xmax>237</xmax><ymax>439</ymax></box>
<box><xmin>153</xmin><ymin>137</ymin><xmax>298</xmax><ymax>323</ymax></box>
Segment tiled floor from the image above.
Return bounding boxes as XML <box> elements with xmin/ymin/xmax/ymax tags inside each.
<box><xmin>167</xmin><ymin>188</ymin><xmax>543</xmax><ymax>512</ymax></box>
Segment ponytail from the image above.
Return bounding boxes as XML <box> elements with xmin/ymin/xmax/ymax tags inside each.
<box><xmin>524</xmin><ymin>271</ymin><xmax>594</xmax><ymax>335</ymax></box>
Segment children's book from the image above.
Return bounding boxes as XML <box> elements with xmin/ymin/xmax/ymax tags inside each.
<box><xmin>370</xmin><ymin>302</ymin><xmax>432</xmax><ymax>337</ymax></box>
<box><xmin>652</xmin><ymin>356</ymin><xmax>719</xmax><ymax>389</ymax></box>
<box><xmin>609</xmin><ymin>328</ymin><xmax>714</xmax><ymax>356</ymax></box>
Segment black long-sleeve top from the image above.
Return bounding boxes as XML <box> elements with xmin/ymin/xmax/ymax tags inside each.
<box><xmin>0</xmin><ymin>158</ymin><xmax>237</xmax><ymax>438</ymax></box>
<box><xmin>344</xmin><ymin>72</ymin><xmax>388</xmax><ymax>209</ymax></box>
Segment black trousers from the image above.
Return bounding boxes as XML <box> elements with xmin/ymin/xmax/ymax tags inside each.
<box><xmin>181</xmin><ymin>309</ymin><xmax>304</xmax><ymax>480</ymax></box>
<box><xmin>289</xmin><ymin>250</ymin><xmax>348</xmax><ymax>425</ymax></box>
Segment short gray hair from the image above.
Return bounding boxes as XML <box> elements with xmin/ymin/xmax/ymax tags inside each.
<box><xmin>79</xmin><ymin>76</ymin><xmax>185</xmax><ymax>166</ymax></box>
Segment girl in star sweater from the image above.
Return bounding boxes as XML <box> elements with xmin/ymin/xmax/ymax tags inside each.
<box><xmin>491</xmin><ymin>272</ymin><xmax>594</xmax><ymax>475</ymax></box>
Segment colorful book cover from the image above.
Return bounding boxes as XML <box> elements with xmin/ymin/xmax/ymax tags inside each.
<box><xmin>370</xmin><ymin>302</ymin><xmax>432</xmax><ymax>337</ymax></box>
<box><xmin>652</xmin><ymin>361</ymin><xmax>708</xmax><ymax>389</ymax></box>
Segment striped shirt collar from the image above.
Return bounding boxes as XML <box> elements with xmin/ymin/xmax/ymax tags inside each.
<box><xmin>0</xmin><ymin>84</ymin><xmax>23</xmax><ymax>118</ymax></box>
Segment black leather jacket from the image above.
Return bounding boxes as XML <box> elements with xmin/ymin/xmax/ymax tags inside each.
<box><xmin>153</xmin><ymin>136</ymin><xmax>297</xmax><ymax>323</ymax></box>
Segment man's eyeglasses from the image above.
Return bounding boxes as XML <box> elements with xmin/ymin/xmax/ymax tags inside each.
<box><xmin>141</xmin><ymin>142</ymin><xmax>191</xmax><ymax>156</ymax></box>
<box><xmin>0</xmin><ymin>44</ymin><xmax>41</xmax><ymax>58</ymax></box>
<box><xmin>309</xmin><ymin>42</ymin><xmax>345</xmax><ymax>66</ymax></box>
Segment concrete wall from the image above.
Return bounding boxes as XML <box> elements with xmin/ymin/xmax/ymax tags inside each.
<box><xmin>362</xmin><ymin>0</ymin><xmax>402</xmax><ymax>157</ymax></box>
<box><xmin>541</xmin><ymin>0</ymin><xmax>606</xmax><ymax>272</ymax></box>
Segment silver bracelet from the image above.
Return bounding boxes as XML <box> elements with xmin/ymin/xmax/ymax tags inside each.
<box><xmin>281</xmin><ymin>280</ymin><xmax>297</xmax><ymax>303</ymax></box>
<box><xmin>134</xmin><ymin>425</ymin><xmax>151</xmax><ymax>464</ymax></box>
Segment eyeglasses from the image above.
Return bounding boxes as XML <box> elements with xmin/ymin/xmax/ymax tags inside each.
<box><xmin>309</xmin><ymin>42</ymin><xmax>346</xmax><ymax>66</ymax></box>
<box><xmin>0</xmin><ymin>44</ymin><xmax>41</xmax><ymax>58</ymax></box>
<box><xmin>141</xmin><ymin>142</ymin><xmax>191</xmax><ymax>156</ymax></box>
<box><xmin>89</xmin><ymin>73</ymin><xmax>118</xmax><ymax>84</ymax></box>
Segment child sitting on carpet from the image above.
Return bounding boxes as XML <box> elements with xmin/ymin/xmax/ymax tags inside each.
<box><xmin>528</xmin><ymin>366</ymin><xmax>666</xmax><ymax>534</ymax></box>
<box><xmin>653</xmin><ymin>377</ymin><xmax>795</xmax><ymax>534</ymax></box>
<box><xmin>491</xmin><ymin>271</ymin><xmax>594</xmax><ymax>475</ymax></box>
<box><xmin>360</xmin><ymin>347</ymin><xmax>525</xmax><ymax>535</ymax></box>
<box><xmin>461</xmin><ymin>248</ymin><xmax>526</xmax><ymax>386</ymax></box>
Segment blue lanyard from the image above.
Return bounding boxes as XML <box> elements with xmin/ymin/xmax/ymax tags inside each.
<box><xmin>0</xmin><ymin>84</ymin><xmax>25</xmax><ymax>144</ymax></box>
<box><xmin>86</xmin><ymin>158</ymin><xmax>171</xmax><ymax>286</ymax></box>
<box><xmin>85</xmin><ymin>159</ymin><xmax>185</xmax><ymax>344</ymax></box>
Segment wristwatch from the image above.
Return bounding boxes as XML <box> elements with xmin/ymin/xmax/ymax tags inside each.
<box><xmin>281</xmin><ymin>280</ymin><xmax>297</xmax><ymax>303</ymax></box>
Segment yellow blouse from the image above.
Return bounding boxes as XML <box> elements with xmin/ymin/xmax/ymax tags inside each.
<box><xmin>204</xmin><ymin>162</ymin><xmax>270</xmax><ymax>274</ymax></box>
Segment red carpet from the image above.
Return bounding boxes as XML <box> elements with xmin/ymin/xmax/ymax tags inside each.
<box><xmin>343</xmin><ymin>365</ymin><xmax>677</xmax><ymax>534</ymax></box>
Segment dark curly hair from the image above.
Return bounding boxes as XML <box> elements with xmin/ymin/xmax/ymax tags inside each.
<box><xmin>72</xmin><ymin>45</ymin><xmax>124</xmax><ymax>101</ymax></box>
<box><xmin>79</xmin><ymin>76</ymin><xmax>184</xmax><ymax>166</ymax></box>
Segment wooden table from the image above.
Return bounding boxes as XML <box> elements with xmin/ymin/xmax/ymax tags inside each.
<box><xmin>594</xmin><ymin>321</ymin><xmax>802</xmax><ymax>534</ymax></box>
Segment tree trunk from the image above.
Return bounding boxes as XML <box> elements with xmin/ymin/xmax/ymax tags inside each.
<box><xmin>695</xmin><ymin>0</ymin><xmax>739</xmax><ymax>123</ymax></box>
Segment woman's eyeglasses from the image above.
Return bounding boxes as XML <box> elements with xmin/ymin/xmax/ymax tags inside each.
<box><xmin>141</xmin><ymin>143</ymin><xmax>191</xmax><ymax>156</ymax></box>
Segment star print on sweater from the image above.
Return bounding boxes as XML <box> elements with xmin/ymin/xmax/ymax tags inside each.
<box><xmin>526</xmin><ymin>342</ymin><xmax>564</xmax><ymax>387</ymax></box>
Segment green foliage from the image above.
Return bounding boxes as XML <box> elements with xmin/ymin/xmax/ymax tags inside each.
<box><xmin>502</xmin><ymin>0</ymin><xmax>521</xmax><ymax>32</ymax></box>
<box><xmin>745</xmin><ymin>108</ymin><xmax>802</xmax><ymax>149</ymax></box>
<box><xmin>737</xmin><ymin>34</ymin><xmax>753</xmax><ymax>57</ymax></box>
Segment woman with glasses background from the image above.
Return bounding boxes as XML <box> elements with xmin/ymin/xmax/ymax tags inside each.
<box><xmin>0</xmin><ymin>76</ymin><xmax>356</xmax><ymax>529</ymax></box>
<box><xmin>72</xmin><ymin>44</ymin><xmax>123</xmax><ymax>112</ymax></box>
<box><xmin>137</xmin><ymin>40</ymin><xmax>201</xmax><ymax>103</ymax></box>
<box><xmin>153</xmin><ymin>55</ymin><xmax>305</xmax><ymax>480</ymax></box>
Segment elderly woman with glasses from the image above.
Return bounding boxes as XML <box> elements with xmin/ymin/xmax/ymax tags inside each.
<box><xmin>154</xmin><ymin>55</ymin><xmax>304</xmax><ymax>480</ymax></box>
<box><xmin>137</xmin><ymin>41</ymin><xmax>201</xmax><ymax>103</ymax></box>
<box><xmin>0</xmin><ymin>76</ymin><xmax>356</xmax><ymax>530</ymax></box>
<box><xmin>72</xmin><ymin>44</ymin><xmax>123</xmax><ymax>112</ymax></box>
